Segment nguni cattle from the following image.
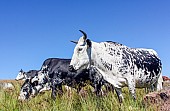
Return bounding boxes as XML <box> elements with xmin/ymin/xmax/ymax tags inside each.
<box><xmin>15</xmin><ymin>69</ymin><xmax>46</xmax><ymax>92</ymax></box>
<box><xmin>18</xmin><ymin>59</ymin><xmax>58</xmax><ymax>100</ymax></box>
<box><xmin>18</xmin><ymin>58</ymin><xmax>61</xmax><ymax>101</ymax></box>
<box><xmin>18</xmin><ymin>75</ymin><xmax>49</xmax><ymax>101</ymax></box>
<box><xmin>69</xmin><ymin>30</ymin><xmax>163</xmax><ymax>102</ymax></box>
<box><xmin>16</xmin><ymin>68</ymin><xmax>50</xmax><ymax>93</ymax></box>
<box><xmin>18</xmin><ymin>79</ymin><xmax>39</xmax><ymax>100</ymax></box>
<box><xmin>50</xmin><ymin>66</ymin><xmax>115</xmax><ymax>99</ymax></box>
<box><xmin>31</xmin><ymin>58</ymin><xmax>114</xmax><ymax>100</ymax></box>
<box><xmin>15</xmin><ymin>69</ymin><xmax>38</xmax><ymax>81</ymax></box>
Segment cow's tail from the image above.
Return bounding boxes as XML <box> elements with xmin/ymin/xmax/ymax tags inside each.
<box><xmin>149</xmin><ymin>49</ymin><xmax>163</xmax><ymax>91</ymax></box>
<box><xmin>156</xmin><ymin>72</ymin><xmax>163</xmax><ymax>91</ymax></box>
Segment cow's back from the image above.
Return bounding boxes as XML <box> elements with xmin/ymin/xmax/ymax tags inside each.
<box><xmin>26</xmin><ymin>70</ymin><xmax>39</xmax><ymax>78</ymax></box>
<box><xmin>41</xmin><ymin>58</ymin><xmax>71</xmax><ymax>78</ymax></box>
<box><xmin>41</xmin><ymin>58</ymin><xmax>70</xmax><ymax>72</ymax></box>
<box><xmin>52</xmin><ymin>59</ymin><xmax>71</xmax><ymax>71</ymax></box>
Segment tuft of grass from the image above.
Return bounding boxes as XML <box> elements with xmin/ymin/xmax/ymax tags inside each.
<box><xmin>0</xmin><ymin>81</ymin><xmax>160</xmax><ymax>111</ymax></box>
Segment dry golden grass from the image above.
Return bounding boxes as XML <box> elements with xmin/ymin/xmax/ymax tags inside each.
<box><xmin>0</xmin><ymin>80</ymin><xmax>161</xmax><ymax>111</ymax></box>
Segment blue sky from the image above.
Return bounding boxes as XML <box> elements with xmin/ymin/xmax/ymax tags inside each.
<box><xmin>0</xmin><ymin>0</ymin><xmax>170</xmax><ymax>79</ymax></box>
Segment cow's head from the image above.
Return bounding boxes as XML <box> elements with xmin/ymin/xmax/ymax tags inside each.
<box><xmin>15</xmin><ymin>69</ymin><xmax>25</xmax><ymax>81</ymax></box>
<box><xmin>69</xmin><ymin>30</ymin><xmax>92</xmax><ymax>72</ymax></box>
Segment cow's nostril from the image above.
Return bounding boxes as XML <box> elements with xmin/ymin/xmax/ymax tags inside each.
<box><xmin>68</xmin><ymin>65</ymin><xmax>73</xmax><ymax>71</ymax></box>
<box><xmin>69</xmin><ymin>65</ymin><xmax>75</xmax><ymax>72</ymax></box>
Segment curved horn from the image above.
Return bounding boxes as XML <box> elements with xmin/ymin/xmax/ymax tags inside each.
<box><xmin>70</xmin><ymin>40</ymin><xmax>78</xmax><ymax>44</ymax></box>
<box><xmin>79</xmin><ymin>30</ymin><xmax>87</xmax><ymax>40</ymax></box>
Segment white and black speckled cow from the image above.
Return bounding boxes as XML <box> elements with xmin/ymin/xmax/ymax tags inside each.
<box><xmin>69</xmin><ymin>30</ymin><xmax>163</xmax><ymax>102</ymax></box>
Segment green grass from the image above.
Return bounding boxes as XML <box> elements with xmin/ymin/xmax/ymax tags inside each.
<box><xmin>0</xmin><ymin>81</ymin><xmax>159</xmax><ymax>111</ymax></box>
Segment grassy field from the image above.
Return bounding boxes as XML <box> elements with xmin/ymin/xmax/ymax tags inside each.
<box><xmin>0</xmin><ymin>80</ymin><xmax>159</xmax><ymax>111</ymax></box>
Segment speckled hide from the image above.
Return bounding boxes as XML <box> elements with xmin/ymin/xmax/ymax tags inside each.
<box><xmin>69</xmin><ymin>32</ymin><xmax>163</xmax><ymax>101</ymax></box>
<box><xmin>94</xmin><ymin>41</ymin><xmax>162</xmax><ymax>89</ymax></box>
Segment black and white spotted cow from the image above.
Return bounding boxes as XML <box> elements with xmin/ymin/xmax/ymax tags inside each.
<box><xmin>32</xmin><ymin>58</ymin><xmax>114</xmax><ymax>100</ymax></box>
<box><xmin>16</xmin><ymin>68</ymin><xmax>50</xmax><ymax>94</ymax></box>
<box><xmin>15</xmin><ymin>69</ymin><xmax>38</xmax><ymax>81</ymax></box>
<box><xmin>69</xmin><ymin>30</ymin><xmax>163</xmax><ymax>102</ymax></box>
<box><xmin>18</xmin><ymin>76</ymin><xmax>50</xmax><ymax>101</ymax></box>
<box><xmin>18</xmin><ymin>79</ymin><xmax>39</xmax><ymax>100</ymax></box>
<box><xmin>50</xmin><ymin>66</ymin><xmax>113</xmax><ymax>100</ymax></box>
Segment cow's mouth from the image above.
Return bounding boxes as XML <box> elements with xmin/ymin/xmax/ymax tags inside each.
<box><xmin>68</xmin><ymin>65</ymin><xmax>77</xmax><ymax>72</ymax></box>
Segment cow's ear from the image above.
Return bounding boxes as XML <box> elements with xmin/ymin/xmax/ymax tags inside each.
<box><xmin>86</xmin><ymin>39</ymin><xmax>91</xmax><ymax>47</ymax></box>
<box><xmin>20</xmin><ymin>69</ymin><xmax>23</xmax><ymax>72</ymax></box>
<box><xmin>70</xmin><ymin>40</ymin><xmax>78</xmax><ymax>44</ymax></box>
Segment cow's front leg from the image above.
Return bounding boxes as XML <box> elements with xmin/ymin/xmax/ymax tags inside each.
<box><xmin>127</xmin><ymin>78</ymin><xmax>136</xmax><ymax>100</ymax></box>
<box><xmin>57</xmin><ymin>83</ymin><xmax>63</xmax><ymax>95</ymax></box>
<box><xmin>115</xmin><ymin>88</ymin><xmax>124</xmax><ymax>103</ymax></box>
<box><xmin>105</xmin><ymin>83</ymin><xmax>115</xmax><ymax>94</ymax></box>
<box><xmin>93</xmin><ymin>83</ymin><xmax>102</xmax><ymax>96</ymax></box>
<box><xmin>31</xmin><ymin>86</ymin><xmax>38</xmax><ymax>96</ymax></box>
<box><xmin>51</xmin><ymin>85</ymin><xmax>57</xmax><ymax>100</ymax></box>
<box><xmin>51</xmin><ymin>77</ymin><xmax>63</xmax><ymax>100</ymax></box>
<box><xmin>51</xmin><ymin>83</ymin><xmax>63</xmax><ymax>100</ymax></box>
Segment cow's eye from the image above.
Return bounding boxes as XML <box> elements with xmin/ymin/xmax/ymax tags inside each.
<box><xmin>23</xmin><ymin>89</ymin><xmax>27</xmax><ymax>92</ymax></box>
<box><xmin>78</xmin><ymin>48</ymin><xmax>83</xmax><ymax>51</ymax></box>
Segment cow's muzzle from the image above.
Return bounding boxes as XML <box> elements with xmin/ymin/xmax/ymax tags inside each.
<box><xmin>68</xmin><ymin>65</ymin><xmax>76</xmax><ymax>72</ymax></box>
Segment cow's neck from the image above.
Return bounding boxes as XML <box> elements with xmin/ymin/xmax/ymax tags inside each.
<box><xmin>90</xmin><ymin>41</ymin><xmax>126</xmax><ymax>88</ymax></box>
<box><xmin>91</xmin><ymin>42</ymin><xmax>113</xmax><ymax>72</ymax></box>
